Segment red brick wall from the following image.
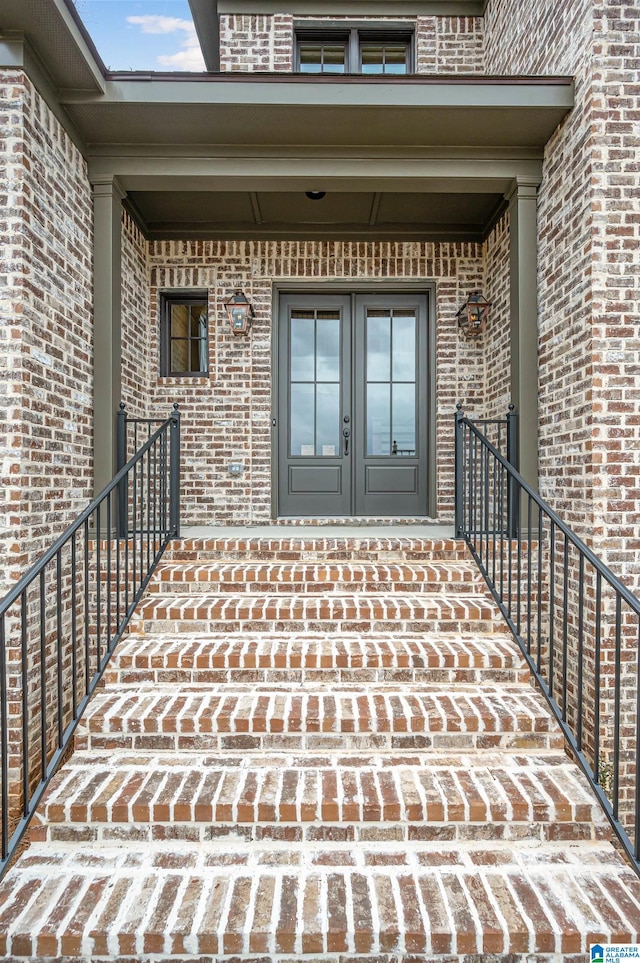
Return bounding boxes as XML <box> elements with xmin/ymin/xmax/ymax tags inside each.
<box><xmin>219</xmin><ymin>14</ymin><xmax>484</xmax><ymax>74</ymax></box>
<box><xmin>0</xmin><ymin>71</ymin><xmax>93</xmax><ymax>593</ymax></box>
<box><xmin>485</xmin><ymin>0</ymin><xmax>596</xmax><ymax>541</ymax></box>
<box><xmin>121</xmin><ymin>211</ymin><xmax>152</xmax><ymax>422</ymax></box>
<box><xmin>416</xmin><ymin>16</ymin><xmax>484</xmax><ymax>73</ymax></box>
<box><xmin>483</xmin><ymin>211</ymin><xmax>511</xmax><ymax>420</ymax></box>
<box><xmin>131</xmin><ymin>240</ymin><xmax>488</xmax><ymax>524</ymax></box>
<box><xmin>220</xmin><ymin>14</ymin><xmax>294</xmax><ymax>71</ymax></box>
<box><xmin>590</xmin><ymin>2</ymin><xmax>640</xmax><ymax>584</ymax></box>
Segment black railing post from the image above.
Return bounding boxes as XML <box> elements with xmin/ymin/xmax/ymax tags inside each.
<box><xmin>170</xmin><ymin>403</ymin><xmax>181</xmax><ymax>538</ymax></box>
<box><xmin>506</xmin><ymin>403</ymin><xmax>519</xmax><ymax>538</ymax></box>
<box><xmin>454</xmin><ymin>403</ymin><xmax>465</xmax><ymax>538</ymax></box>
<box><xmin>117</xmin><ymin>403</ymin><xmax>127</xmax><ymax>538</ymax></box>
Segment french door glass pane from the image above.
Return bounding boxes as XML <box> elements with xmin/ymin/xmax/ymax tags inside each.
<box><xmin>290</xmin><ymin>382</ymin><xmax>315</xmax><ymax>455</ymax></box>
<box><xmin>366</xmin><ymin>307</ymin><xmax>417</xmax><ymax>456</ymax></box>
<box><xmin>367</xmin><ymin>382</ymin><xmax>391</xmax><ymax>456</ymax></box>
<box><xmin>290</xmin><ymin>308</ymin><xmax>341</xmax><ymax>457</ymax></box>
<box><xmin>392</xmin><ymin>383</ymin><xmax>416</xmax><ymax>454</ymax></box>
<box><xmin>290</xmin><ymin>313</ymin><xmax>315</xmax><ymax>381</ymax></box>
<box><xmin>392</xmin><ymin>313</ymin><xmax>416</xmax><ymax>380</ymax></box>
<box><xmin>316</xmin><ymin>312</ymin><xmax>340</xmax><ymax>380</ymax></box>
<box><xmin>366</xmin><ymin>311</ymin><xmax>391</xmax><ymax>381</ymax></box>
<box><xmin>316</xmin><ymin>382</ymin><xmax>340</xmax><ymax>456</ymax></box>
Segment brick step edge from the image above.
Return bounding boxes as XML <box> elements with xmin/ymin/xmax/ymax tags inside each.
<box><xmin>2</xmin><ymin>843</ymin><xmax>639</xmax><ymax>958</ymax></box>
<box><xmin>109</xmin><ymin>633</ymin><xmax>521</xmax><ymax>671</ymax></box>
<box><xmin>104</xmin><ymin>667</ymin><xmax>531</xmax><ymax>686</ymax></box>
<box><xmin>34</xmin><ymin>819</ymin><xmax>610</xmax><ymax>845</ymax></box>
<box><xmin>35</xmin><ymin>760</ymin><xmax>604</xmax><ymax>828</ymax></box>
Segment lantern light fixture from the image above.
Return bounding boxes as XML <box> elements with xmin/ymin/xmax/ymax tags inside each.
<box><xmin>456</xmin><ymin>291</ymin><xmax>491</xmax><ymax>340</ymax></box>
<box><xmin>225</xmin><ymin>288</ymin><xmax>254</xmax><ymax>336</ymax></box>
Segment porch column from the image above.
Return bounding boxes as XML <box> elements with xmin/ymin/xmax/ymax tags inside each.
<box><xmin>92</xmin><ymin>176</ymin><xmax>125</xmax><ymax>495</ymax></box>
<box><xmin>506</xmin><ymin>177</ymin><xmax>539</xmax><ymax>490</ymax></box>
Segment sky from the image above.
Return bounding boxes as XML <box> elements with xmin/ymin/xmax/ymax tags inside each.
<box><xmin>71</xmin><ymin>0</ymin><xmax>206</xmax><ymax>71</ymax></box>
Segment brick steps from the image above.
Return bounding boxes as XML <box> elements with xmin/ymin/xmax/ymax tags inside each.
<box><xmin>32</xmin><ymin>753</ymin><xmax>605</xmax><ymax>840</ymax></box>
<box><xmin>2</xmin><ymin>841</ymin><xmax>639</xmax><ymax>960</ymax></box>
<box><xmin>105</xmin><ymin>632</ymin><xmax>528</xmax><ymax>685</ymax></box>
<box><xmin>148</xmin><ymin>561</ymin><xmax>486</xmax><ymax>595</ymax></box>
<box><xmin>130</xmin><ymin>593</ymin><xmax>504</xmax><ymax>634</ymax></box>
<box><xmin>163</xmin><ymin>536</ymin><xmax>469</xmax><ymax>563</ymax></box>
<box><xmin>75</xmin><ymin>686</ymin><xmax>564</xmax><ymax>753</ymax></box>
<box><xmin>2</xmin><ymin>533</ymin><xmax>639</xmax><ymax>958</ymax></box>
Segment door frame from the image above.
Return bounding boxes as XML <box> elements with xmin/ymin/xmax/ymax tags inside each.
<box><xmin>271</xmin><ymin>280</ymin><xmax>437</xmax><ymax>519</ymax></box>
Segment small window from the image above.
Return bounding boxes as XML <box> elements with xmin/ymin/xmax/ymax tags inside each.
<box><xmin>161</xmin><ymin>294</ymin><xmax>208</xmax><ymax>376</ymax></box>
<box><xmin>299</xmin><ymin>42</ymin><xmax>347</xmax><ymax>73</ymax></box>
<box><xmin>360</xmin><ymin>42</ymin><xmax>409</xmax><ymax>75</ymax></box>
<box><xmin>295</xmin><ymin>24</ymin><xmax>412</xmax><ymax>75</ymax></box>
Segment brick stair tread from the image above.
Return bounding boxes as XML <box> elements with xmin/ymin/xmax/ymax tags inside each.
<box><xmin>110</xmin><ymin>632</ymin><xmax>518</xmax><ymax>667</ymax></box>
<box><xmin>132</xmin><ymin>594</ymin><xmax>502</xmax><ymax>621</ymax></box>
<box><xmin>105</xmin><ymin>634</ymin><xmax>528</xmax><ymax>686</ymax></box>
<box><xmin>35</xmin><ymin>754</ymin><xmax>605</xmax><ymax>827</ymax></box>
<box><xmin>2</xmin><ymin>841</ymin><xmax>639</xmax><ymax>959</ymax></box>
<box><xmin>80</xmin><ymin>686</ymin><xmax>556</xmax><ymax>735</ymax></box>
<box><xmin>149</xmin><ymin>561</ymin><xmax>485</xmax><ymax>594</ymax></box>
<box><xmin>164</xmin><ymin>536</ymin><xmax>468</xmax><ymax>560</ymax></box>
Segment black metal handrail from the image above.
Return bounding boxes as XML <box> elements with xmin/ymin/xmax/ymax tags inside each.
<box><xmin>0</xmin><ymin>407</ymin><xmax>180</xmax><ymax>878</ymax></box>
<box><xmin>455</xmin><ymin>405</ymin><xmax>640</xmax><ymax>876</ymax></box>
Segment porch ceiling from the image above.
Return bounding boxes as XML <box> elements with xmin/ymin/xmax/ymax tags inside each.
<box><xmin>126</xmin><ymin>188</ymin><xmax>505</xmax><ymax>241</ymax></box>
<box><xmin>75</xmin><ymin>75</ymin><xmax>570</xmax><ymax>241</ymax></box>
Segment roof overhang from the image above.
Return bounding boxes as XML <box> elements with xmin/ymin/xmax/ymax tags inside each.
<box><xmin>62</xmin><ymin>74</ymin><xmax>573</xmax><ymax>152</ymax></box>
<box><xmin>0</xmin><ymin>0</ymin><xmax>574</xmax><ymax>242</ymax></box>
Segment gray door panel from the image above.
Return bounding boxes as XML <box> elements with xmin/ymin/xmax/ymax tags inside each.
<box><xmin>277</xmin><ymin>291</ymin><xmax>429</xmax><ymax>517</ymax></box>
<box><xmin>278</xmin><ymin>294</ymin><xmax>351</xmax><ymax>516</ymax></box>
<box><xmin>354</xmin><ymin>294</ymin><xmax>429</xmax><ymax>516</ymax></box>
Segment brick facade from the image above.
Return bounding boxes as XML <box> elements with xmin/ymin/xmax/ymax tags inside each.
<box><xmin>116</xmin><ymin>239</ymin><xmax>503</xmax><ymax>525</ymax></box>
<box><xmin>485</xmin><ymin>0</ymin><xmax>640</xmax><ymax>591</ymax></box>
<box><xmin>121</xmin><ymin>211</ymin><xmax>152</xmax><ymax>423</ymax></box>
<box><xmin>483</xmin><ymin>211</ymin><xmax>511</xmax><ymax>420</ymax></box>
<box><xmin>2</xmin><ymin>2</ymin><xmax>637</xmax><ymax>567</ymax></box>
<box><xmin>220</xmin><ymin>15</ymin><xmax>293</xmax><ymax>71</ymax></box>
<box><xmin>0</xmin><ymin>71</ymin><xmax>93</xmax><ymax>595</ymax></box>
<box><xmin>486</xmin><ymin>0</ymin><xmax>597</xmax><ymax>542</ymax></box>
<box><xmin>219</xmin><ymin>14</ymin><xmax>484</xmax><ymax>74</ymax></box>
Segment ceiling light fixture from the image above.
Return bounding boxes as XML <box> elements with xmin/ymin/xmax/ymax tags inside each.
<box><xmin>305</xmin><ymin>191</ymin><xmax>326</xmax><ymax>200</ymax></box>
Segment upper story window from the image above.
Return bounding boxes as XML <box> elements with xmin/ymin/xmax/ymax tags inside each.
<box><xmin>295</xmin><ymin>24</ymin><xmax>413</xmax><ymax>75</ymax></box>
<box><xmin>160</xmin><ymin>293</ymin><xmax>208</xmax><ymax>377</ymax></box>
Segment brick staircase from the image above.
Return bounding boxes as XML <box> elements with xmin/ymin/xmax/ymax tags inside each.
<box><xmin>1</xmin><ymin>532</ymin><xmax>640</xmax><ymax>960</ymax></box>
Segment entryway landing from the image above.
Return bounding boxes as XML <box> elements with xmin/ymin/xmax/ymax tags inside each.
<box><xmin>181</xmin><ymin>519</ymin><xmax>454</xmax><ymax>539</ymax></box>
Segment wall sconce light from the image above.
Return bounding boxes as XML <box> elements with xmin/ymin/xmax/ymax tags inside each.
<box><xmin>456</xmin><ymin>291</ymin><xmax>491</xmax><ymax>340</ymax></box>
<box><xmin>225</xmin><ymin>288</ymin><xmax>254</xmax><ymax>335</ymax></box>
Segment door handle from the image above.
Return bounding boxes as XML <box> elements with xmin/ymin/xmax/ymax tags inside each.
<box><xmin>343</xmin><ymin>427</ymin><xmax>350</xmax><ymax>456</ymax></box>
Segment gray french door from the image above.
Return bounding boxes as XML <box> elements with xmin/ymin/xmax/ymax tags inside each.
<box><xmin>277</xmin><ymin>292</ymin><xmax>429</xmax><ymax>517</ymax></box>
